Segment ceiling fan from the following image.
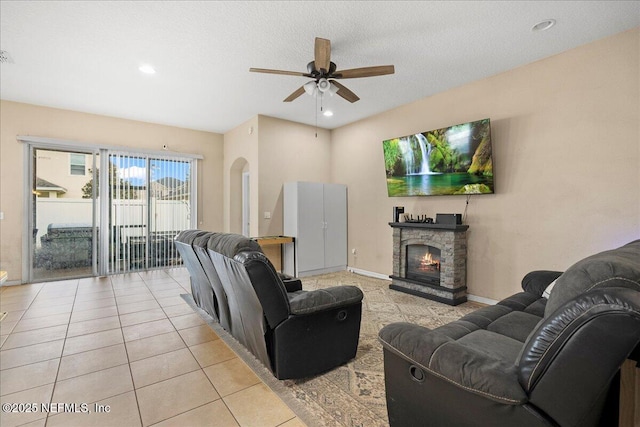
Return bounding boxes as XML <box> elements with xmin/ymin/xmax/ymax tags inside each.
<box><xmin>250</xmin><ymin>37</ymin><xmax>395</xmax><ymax>103</ymax></box>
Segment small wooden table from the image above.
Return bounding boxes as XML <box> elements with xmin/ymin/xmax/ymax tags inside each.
<box><xmin>252</xmin><ymin>236</ymin><xmax>295</xmax><ymax>273</ymax></box>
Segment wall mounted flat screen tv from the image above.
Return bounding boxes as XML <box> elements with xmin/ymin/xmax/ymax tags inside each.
<box><xmin>382</xmin><ymin>118</ymin><xmax>494</xmax><ymax>197</ymax></box>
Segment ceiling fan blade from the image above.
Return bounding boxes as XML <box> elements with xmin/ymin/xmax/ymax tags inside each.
<box><xmin>331</xmin><ymin>80</ymin><xmax>360</xmax><ymax>103</ymax></box>
<box><xmin>250</xmin><ymin>68</ymin><xmax>310</xmax><ymax>77</ymax></box>
<box><xmin>333</xmin><ymin>65</ymin><xmax>395</xmax><ymax>79</ymax></box>
<box><xmin>283</xmin><ymin>86</ymin><xmax>306</xmax><ymax>102</ymax></box>
<box><xmin>314</xmin><ymin>38</ymin><xmax>331</xmax><ymax>73</ymax></box>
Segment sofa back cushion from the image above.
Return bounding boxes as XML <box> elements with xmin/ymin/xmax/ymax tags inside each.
<box><xmin>544</xmin><ymin>239</ymin><xmax>640</xmax><ymax>317</ymax></box>
<box><xmin>207</xmin><ymin>233</ymin><xmax>263</xmax><ymax>258</ymax></box>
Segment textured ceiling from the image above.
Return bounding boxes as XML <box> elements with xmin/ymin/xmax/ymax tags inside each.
<box><xmin>1</xmin><ymin>1</ymin><xmax>638</xmax><ymax>134</ymax></box>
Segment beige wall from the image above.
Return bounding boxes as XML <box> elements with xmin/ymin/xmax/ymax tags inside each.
<box><xmin>222</xmin><ymin>115</ymin><xmax>331</xmax><ymax>238</ymax></box>
<box><xmin>331</xmin><ymin>28</ymin><xmax>640</xmax><ymax>301</ymax></box>
<box><xmin>257</xmin><ymin>115</ymin><xmax>331</xmax><ymax>236</ymax></box>
<box><xmin>0</xmin><ymin>101</ymin><xmax>224</xmax><ymax>283</ymax></box>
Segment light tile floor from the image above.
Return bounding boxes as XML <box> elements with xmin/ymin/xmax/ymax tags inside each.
<box><xmin>0</xmin><ymin>268</ymin><xmax>308</xmax><ymax>427</ymax></box>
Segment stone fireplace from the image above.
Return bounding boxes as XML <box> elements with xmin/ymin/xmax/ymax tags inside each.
<box><xmin>389</xmin><ymin>222</ymin><xmax>468</xmax><ymax>305</ymax></box>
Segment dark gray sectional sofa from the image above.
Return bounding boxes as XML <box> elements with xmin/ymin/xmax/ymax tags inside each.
<box><xmin>379</xmin><ymin>239</ymin><xmax>640</xmax><ymax>427</ymax></box>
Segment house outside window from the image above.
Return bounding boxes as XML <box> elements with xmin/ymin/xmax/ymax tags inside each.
<box><xmin>70</xmin><ymin>153</ymin><xmax>86</xmax><ymax>175</ymax></box>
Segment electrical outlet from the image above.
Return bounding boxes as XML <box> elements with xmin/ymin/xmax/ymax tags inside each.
<box><xmin>264</xmin><ymin>212</ymin><xmax>271</xmax><ymax>219</ymax></box>
<box><xmin>0</xmin><ymin>211</ymin><xmax>4</xmax><ymax>220</ymax></box>
<box><xmin>351</xmin><ymin>248</ymin><xmax>357</xmax><ymax>255</ymax></box>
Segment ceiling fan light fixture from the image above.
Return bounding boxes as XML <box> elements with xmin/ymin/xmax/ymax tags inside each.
<box><xmin>303</xmin><ymin>81</ymin><xmax>317</xmax><ymax>96</ymax></box>
<box><xmin>250</xmin><ymin>37</ymin><xmax>394</xmax><ymax>104</ymax></box>
<box><xmin>317</xmin><ymin>78</ymin><xmax>331</xmax><ymax>93</ymax></box>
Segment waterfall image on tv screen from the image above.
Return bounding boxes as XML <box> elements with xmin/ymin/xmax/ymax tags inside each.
<box><xmin>382</xmin><ymin>118</ymin><xmax>494</xmax><ymax>197</ymax></box>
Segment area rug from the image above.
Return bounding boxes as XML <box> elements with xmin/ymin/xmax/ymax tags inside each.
<box><xmin>183</xmin><ymin>271</ymin><xmax>483</xmax><ymax>427</ymax></box>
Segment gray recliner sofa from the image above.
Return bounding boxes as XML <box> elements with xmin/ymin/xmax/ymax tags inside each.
<box><xmin>175</xmin><ymin>231</ymin><xmax>364</xmax><ymax>379</ymax></box>
<box><xmin>379</xmin><ymin>239</ymin><xmax>640</xmax><ymax>427</ymax></box>
<box><xmin>207</xmin><ymin>233</ymin><xmax>364</xmax><ymax>379</ymax></box>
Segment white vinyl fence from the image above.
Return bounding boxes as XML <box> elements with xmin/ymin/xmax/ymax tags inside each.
<box><xmin>35</xmin><ymin>198</ymin><xmax>190</xmax><ymax>247</ymax></box>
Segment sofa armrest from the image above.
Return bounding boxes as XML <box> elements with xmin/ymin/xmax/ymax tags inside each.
<box><xmin>379</xmin><ymin>322</ymin><xmax>528</xmax><ymax>404</ymax></box>
<box><xmin>288</xmin><ymin>286</ymin><xmax>363</xmax><ymax>315</ymax></box>
<box><xmin>279</xmin><ymin>274</ymin><xmax>302</xmax><ymax>292</ymax></box>
<box><xmin>521</xmin><ymin>270</ymin><xmax>563</xmax><ymax>296</ymax></box>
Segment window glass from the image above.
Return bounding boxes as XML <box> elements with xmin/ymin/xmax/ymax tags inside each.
<box><xmin>70</xmin><ymin>153</ymin><xmax>86</xmax><ymax>175</ymax></box>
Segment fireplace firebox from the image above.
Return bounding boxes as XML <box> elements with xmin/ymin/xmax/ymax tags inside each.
<box><xmin>389</xmin><ymin>221</ymin><xmax>468</xmax><ymax>305</ymax></box>
<box><xmin>406</xmin><ymin>245</ymin><xmax>441</xmax><ymax>285</ymax></box>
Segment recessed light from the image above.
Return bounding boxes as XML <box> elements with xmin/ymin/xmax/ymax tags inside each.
<box><xmin>323</xmin><ymin>110</ymin><xmax>333</xmax><ymax>117</ymax></box>
<box><xmin>532</xmin><ymin>19</ymin><xmax>556</xmax><ymax>32</ymax></box>
<box><xmin>139</xmin><ymin>64</ymin><xmax>156</xmax><ymax>74</ymax></box>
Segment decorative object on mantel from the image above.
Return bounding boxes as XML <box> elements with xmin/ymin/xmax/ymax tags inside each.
<box><xmin>435</xmin><ymin>213</ymin><xmax>462</xmax><ymax>225</ymax></box>
<box><xmin>403</xmin><ymin>214</ymin><xmax>434</xmax><ymax>224</ymax></box>
<box><xmin>392</xmin><ymin>206</ymin><xmax>404</xmax><ymax>223</ymax></box>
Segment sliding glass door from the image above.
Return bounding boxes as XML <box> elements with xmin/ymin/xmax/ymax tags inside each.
<box><xmin>26</xmin><ymin>140</ymin><xmax>197</xmax><ymax>281</ymax></box>
<box><xmin>106</xmin><ymin>153</ymin><xmax>193</xmax><ymax>274</ymax></box>
<box><xmin>30</xmin><ymin>148</ymin><xmax>99</xmax><ymax>281</ymax></box>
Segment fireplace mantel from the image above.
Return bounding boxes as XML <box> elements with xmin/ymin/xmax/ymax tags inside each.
<box><xmin>389</xmin><ymin>222</ymin><xmax>469</xmax><ymax>231</ymax></box>
<box><xmin>389</xmin><ymin>222</ymin><xmax>468</xmax><ymax>305</ymax></box>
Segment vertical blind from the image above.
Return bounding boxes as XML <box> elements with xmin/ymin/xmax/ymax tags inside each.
<box><xmin>107</xmin><ymin>153</ymin><xmax>193</xmax><ymax>273</ymax></box>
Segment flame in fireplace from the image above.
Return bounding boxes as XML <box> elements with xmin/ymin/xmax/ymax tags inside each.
<box><xmin>420</xmin><ymin>252</ymin><xmax>440</xmax><ymax>271</ymax></box>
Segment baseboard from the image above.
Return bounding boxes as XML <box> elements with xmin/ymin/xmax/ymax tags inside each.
<box><xmin>347</xmin><ymin>266</ymin><xmax>497</xmax><ymax>305</ymax></box>
<box><xmin>0</xmin><ymin>280</ymin><xmax>22</xmax><ymax>287</ymax></box>
<box><xmin>347</xmin><ymin>267</ymin><xmax>390</xmax><ymax>281</ymax></box>
<box><xmin>466</xmin><ymin>294</ymin><xmax>498</xmax><ymax>305</ymax></box>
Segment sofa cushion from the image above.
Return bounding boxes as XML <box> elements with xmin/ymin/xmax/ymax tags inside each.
<box><xmin>545</xmin><ymin>240</ymin><xmax>640</xmax><ymax>316</ymax></box>
<box><xmin>379</xmin><ymin>322</ymin><xmax>529</xmax><ymax>404</ymax></box>
<box><xmin>457</xmin><ymin>330</ymin><xmax>524</xmax><ymax>364</ymax></box>
<box><xmin>487</xmin><ymin>311</ymin><xmax>542</xmax><ymax>343</ymax></box>
<box><xmin>207</xmin><ymin>233</ymin><xmax>262</xmax><ymax>258</ymax></box>
<box><xmin>498</xmin><ymin>291</ymin><xmax>544</xmax><ymax>312</ymax></box>
<box><xmin>458</xmin><ymin>305</ymin><xmax>512</xmax><ymax>329</ymax></box>
<box><xmin>288</xmin><ymin>286</ymin><xmax>363</xmax><ymax>315</ymax></box>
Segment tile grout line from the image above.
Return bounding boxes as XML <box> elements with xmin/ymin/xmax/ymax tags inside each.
<box><xmin>139</xmin><ymin>272</ymin><xmax>234</xmax><ymax>427</ymax></box>
<box><xmin>1</xmin><ymin>269</ymin><xmax>309</xmax><ymax>427</ymax></box>
<box><xmin>112</xmin><ymin>271</ymin><xmax>145</xmax><ymax>427</ymax></box>
<box><xmin>45</xmin><ymin>277</ymin><xmax>80</xmax><ymax>427</ymax></box>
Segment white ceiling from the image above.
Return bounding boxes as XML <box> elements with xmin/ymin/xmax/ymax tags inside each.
<box><xmin>1</xmin><ymin>1</ymin><xmax>638</xmax><ymax>134</ymax></box>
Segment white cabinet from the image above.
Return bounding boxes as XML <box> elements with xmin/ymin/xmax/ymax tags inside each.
<box><xmin>283</xmin><ymin>182</ymin><xmax>347</xmax><ymax>277</ymax></box>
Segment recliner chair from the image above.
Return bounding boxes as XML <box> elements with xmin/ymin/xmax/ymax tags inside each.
<box><xmin>174</xmin><ymin>230</ymin><xmax>218</xmax><ymax>320</ymax></box>
<box><xmin>379</xmin><ymin>239</ymin><xmax>640</xmax><ymax>427</ymax></box>
<box><xmin>207</xmin><ymin>233</ymin><xmax>364</xmax><ymax>379</ymax></box>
